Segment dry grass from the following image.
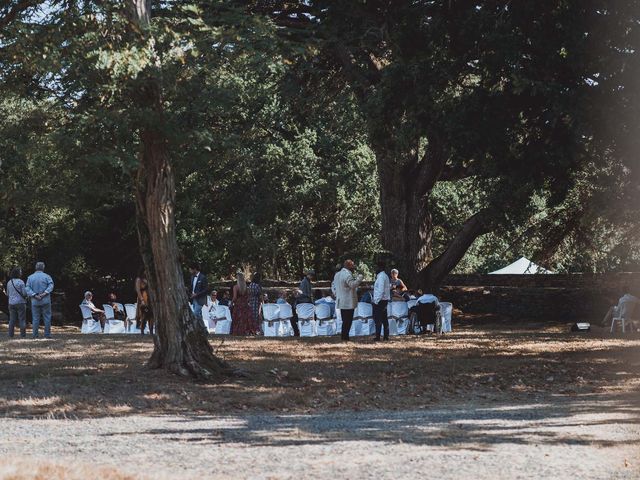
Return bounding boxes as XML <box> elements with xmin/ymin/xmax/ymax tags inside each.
<box><xmin>0</xmin><ymin>320</ymin><xmax>639</xmax><ymax>419</ymax></box>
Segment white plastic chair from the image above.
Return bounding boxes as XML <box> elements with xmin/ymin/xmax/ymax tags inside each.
<box><xmin>439</xmin><ymin>302</ymin><xmax>453</xmax><ymax>333</ymax></box>
<box><xmin>296</xmin><ymin>303</ymin><xmax>316</xmax><ymax>337</ymax></box>
<box><xmin>262</xmin><ymin>303</ymin><xmax>281</xmax><ymax>337</ymax></box>
<box><xmin>102</xmin><ymin>304</ymin><xmax>126</xmax><ymax>334</ymax></box>
<box><xmin>315</xmin><ymin>303</ymin><xmax>336</xmax><ymax>336</ymax></box>
<box><xmin>611</xmin><ymin>300</ymin><xmax>637</xmax><ymax>334</ymax></box>
<box><xmin>124</xmin><ymin>303</ymin><xmax>137</xmax><ymax>333</ymax></box>
<box><xmin>352</xmin><ymin>302</ymin><xmax>374</xmax><ymax>336</ymax></box>
<box><xmin>211</xmin><ymin>305</ymin><xmax>232</xmax><ymax>334</ymax></box>
<box><xmin>278</xmin><ymin>303</ymin><xmax>294</xmax><ymax>336</ymax></box>
<box><xmin>79</xmin><ymin>305</ymin><xmax>102</xmax><ymax>334</ymax></box>
<box><xmin>389</xmin><ymin>301</ymin><xmax>409</xmax><ymax>335</ymax></box>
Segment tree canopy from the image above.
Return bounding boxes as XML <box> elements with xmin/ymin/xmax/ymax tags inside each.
<box><xmin>1</xmin><ymin>0</ymin><xmax>638</xmax><ymax>293</ymax></box>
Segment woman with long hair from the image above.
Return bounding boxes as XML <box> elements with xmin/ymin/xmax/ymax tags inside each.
<box><xmin>231</xmin><ymin>271</ymin><xmax>256</xmax><ymax>335</ymax></box>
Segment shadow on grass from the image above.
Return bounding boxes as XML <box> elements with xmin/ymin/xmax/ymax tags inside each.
<box><xmin>0</xmin><ymin>324</ymin><xmax>639</xmax><ymax>425</ymax></box>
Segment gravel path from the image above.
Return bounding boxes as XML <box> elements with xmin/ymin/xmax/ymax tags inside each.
<box><xmin>1</xmin><ymin>396</ymin><xmax>638</xmax><ymax>479</ymax></box>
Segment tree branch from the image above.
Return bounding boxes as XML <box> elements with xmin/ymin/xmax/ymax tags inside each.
<box><xmin>0</xmin><ymin>0</ymin><xmax>41</xmax><ymax>30</ymax></box>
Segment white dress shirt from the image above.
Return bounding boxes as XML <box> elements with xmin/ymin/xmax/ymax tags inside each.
<box><xmin>373</xmin><ymin>271</ymin><xmax>391</xmax><ymax>304</ymax></box>
<box><xmin>417</xmin><ymin>294</ymin><xmax>439</xmax><ymax>305</ymax></box>
<box><xmin>192</xmin><ymin>273</ymin><xmax>199</xmax><ymax>294</ymax></box>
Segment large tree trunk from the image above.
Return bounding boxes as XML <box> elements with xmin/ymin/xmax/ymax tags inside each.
<box><xmin>377</xmin><ymin>160</ymin><xmax>434</xmax><ymax>288</ymax></box>
<box><xmin>130</xmin><ymin>0</ymin><xmax>230</xmax><ymax>380</ymax></box>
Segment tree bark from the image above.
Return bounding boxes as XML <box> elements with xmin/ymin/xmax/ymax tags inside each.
<box><xmin>376</xmin><ymin>147</ymin><xmax>434</xmax><ymax>288</ymax></box>
<box><xmin>130</xmin><ymin>0</ymin><xmax>230</xmax><ymax>380</ymax></box>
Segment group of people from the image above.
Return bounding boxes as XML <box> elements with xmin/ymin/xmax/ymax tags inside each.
<box><xmin>3</xmin><ymin>262</ymin><xmax>55</xmax><ymax>338</ymax></box>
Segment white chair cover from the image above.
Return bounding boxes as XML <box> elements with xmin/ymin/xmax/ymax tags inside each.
<box><xmin>335</xmin><ymin>309</ymin><xmax>342</xmax><ymax>333</ymax></box>
<box><xmin>439</xmin><ymin>302</ymin><xmax>453</xmax><ymax>333</ymax></box>
<box><xmin>388</xmin><ymin>301</ymin><xmax>409</xmax><ymax>335</ymax></box>
<box><xmin>211</xmin><ymin>305</ymin><xmax>232</xmax><ymax>334</ymax></box>
<box><xmin>315</xmin><ymin>303</ymin><xmax>336</xmax><ymax>336</ymax></box>
<box><xmin>106</xmin><ymin>319</ymin><xmax>126</xmax><ymax>334</ymax></box>
<box><xmin>296</xmin><ymin>303</ymin><xmax>316</xmax><ymax>337</ymax></box>
<box><xmin>79</xmin><ymin>305</ymin><xmax>102</xmax><ymax>334</ymax></box>
<box><xmin>124</xmin><ymin>303</ymin><xmax>137</xmax><ymax>333</ymax></box>
<box><xmin>407</xmin><ymin>299</ymin><xmax>418</xmax><ymax>310</ymax></box>
<box><xmin>277</xmin><ymin>303</ymin><xmax>294</xmax><ymax>336</ymax></box>
<box><xmin>262</xmin><ymin>303</ymin><xmax>281</xmax><ymax>337</ymax></box>
<box><xmin>353</xmin><ymin>302</ymin><xmax>374</xmax><ymax>336</ymax></box>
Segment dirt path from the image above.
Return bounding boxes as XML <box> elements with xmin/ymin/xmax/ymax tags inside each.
<box><xmin>0</xmin><ymin>323</ymin><xmax>639</xmax><ymax>478</ymax></box>
<box><xmin>1</xmin><ymin>398</ymin><xmax>639</xmax><ymax>479</ymax></box>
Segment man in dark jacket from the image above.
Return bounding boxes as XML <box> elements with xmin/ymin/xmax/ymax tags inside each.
<box><xmin>188</xmin><ymin>262</ymin><xmax>208</xmax><ymax>320</ymax></box>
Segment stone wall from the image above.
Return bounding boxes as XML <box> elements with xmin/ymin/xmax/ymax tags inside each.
<box><xmin>439</xmin><ymin>273</ymin><xmax>640</xmax><ymax>321</ymax></box>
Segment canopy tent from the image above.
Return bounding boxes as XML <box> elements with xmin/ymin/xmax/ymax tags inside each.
<box><xmin>488</xmin><ymin>257</ymin><xmax>553</xmax><ymax>274</ymax></box>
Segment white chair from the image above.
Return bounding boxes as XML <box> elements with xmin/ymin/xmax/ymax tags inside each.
<box><xmin>212</xmin><ymin>305</ymin><xmax>232</xmax><ymax>334</ymax></box>
<box><xmin>278</xmin><ymin>303</ymin><xmax>294</xmax><ymax>336</ymax></box>
<box><xmin>389</xmin><ymin>301</ymin><xmax>409</xmax><ymax>335</ymax></box>
<box><xmin>439</xmin><ymin>302</ymin><xmax>453</xmax><ymax>333</ymax></box>
<box><xmin>296</xmin><ymin>303</ymin><xmax>316</xmax><ymax>337</ymax></box>
<box><xmin>610</xmin><ymin>300</ymin><xmax>637</xmax><ymax>334</ymax></box>
<box><xmin>315</xmin><ymin>303</ymin><xmax>336</xmax><ymax>336</ymax></box>
<box><xmin>79</xmin><ymin>305</ymin><xmax>102</xmax><ymax>334</ymax></box>
<box><xmin>102</xmin><ymin>304</ymin><xmax>126</xmax><ymax>334</ymax></box>
<box><xmin>352</xmin><ymin>302</ymin><xmax>374</xmax><ymax>336</ymax></box>
<box><xmin>335</xmin><ymin>308</ymin><xmax>342</xmax><ymax>334</ymax></box>
<box><xmin>124</xmin><ymin>303</ymin><xmax>138</xmax><ymax>333</ymax></box>
<box><xmin>201</xmin><ymin>305</ymin><xmax>217</xmax><ymax>333</ymax></box>
<box><xmin>262</xmin><ymin>304</ymin><xmax>281</xmax><ymax>337</ymax></box>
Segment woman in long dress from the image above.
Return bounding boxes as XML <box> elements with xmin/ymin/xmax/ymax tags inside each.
<box><xmin>231</xmin><ymin>272</ymin><xmax>256</xmax><ymax>335</ymax></box>
<box><xmin>247</xmin><ymin>272</ymin><xmax>263</xmax><ymax>333</ymax></box>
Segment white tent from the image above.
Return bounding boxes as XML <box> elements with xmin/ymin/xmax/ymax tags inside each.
<box><xmin>488</xmin><ymin>257</ymin><xmax>553</xmax><ymax>274</ymax></box>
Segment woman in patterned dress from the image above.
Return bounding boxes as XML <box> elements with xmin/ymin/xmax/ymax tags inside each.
<box><xmin>231</xmin><ymin>272</ymin><xmax>256</xmax><ymax>335</ymax></box>
<box><xmin>247</xmin><ymin>272</ymin><xmax>263</xmax><ymax>334</ymax></box>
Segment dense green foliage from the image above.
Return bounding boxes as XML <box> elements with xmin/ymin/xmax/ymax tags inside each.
<box><xmin>0</xmin><ymin>0</ymin><xmax>638</xmax><ymax>310</ymax></box>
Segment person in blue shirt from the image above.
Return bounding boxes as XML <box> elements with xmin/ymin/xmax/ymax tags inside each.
<box><xmin>25</xmin><ymin>262</ymin><xmax>55</xmax><ymax>339</ymax></box>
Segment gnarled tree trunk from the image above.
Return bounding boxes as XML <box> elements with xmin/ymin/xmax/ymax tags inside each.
<box><xmin>130</xmin><ymin>0</ymin><xmax>230</xmax><ymax>380</ymax></box>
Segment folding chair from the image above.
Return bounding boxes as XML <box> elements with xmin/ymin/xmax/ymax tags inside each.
<box><xmin>262</xmin><ymin>303</ymin><xmax>281</xmax><ymax>337</ymax></box>
<box><xmin>351</xmin><ymin>302</ymin><xmax>374</xmax><ymax>336</ymax></box>
<box><xmin>611</xmin><ymin>300</ymin><xmax>637</xmax><ymax>334</ymax></box>
<box><xmin>102</xmin><ymin>304</ymin><xmax>126</xmax><ymax>334</ymax></box>
<box><xmin>389</xmin><ymin>301</ymin><xmax>409</xmax><ymax>335</ymax></box>
<box><xmin>296</xmin><ymin>303</ymin><xmax>316</xmax><ymax>337</ymax></box>
<box><xmin>315</xmin><ymin>303</ymin><xmax>336</xmax><ymax>336</ymax></box>
<box><xmin>79</xmin><ymin>305</ymin><xmax>102</xmax><ymax>334</ymax></box>
<box><xmin>439</xmin><ymin>302</ymin><xmax>453</xmax><ymax>333</ymax></box>
<box><xmin>213</xmin><ymin>305</ymin><xmax>232</xmax><ymax>334</ymax></box>
<box><xmin>124</xmin><ymin>303</ymin><xmax>138</xmax><ymax>333</ymax></box>
<box><xmin>278</xmin><ymin>303</ymin><xmax>294</xmax><ymax>336</ymax></box>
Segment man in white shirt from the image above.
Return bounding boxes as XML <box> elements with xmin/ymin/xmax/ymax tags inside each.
<box><xmin>334</xmin><ymin>259</ymin><xmax>364</xmax><ymax>341</ymax></box>
<box><xmin>372</xmin><ymin>261</ymin><xmax>391</xmax><ymax>341</ymax></box>
<box><xmin>601</xmin><ymin>287</ymin><xmax>639</xmax><ymax>327</ymax></box>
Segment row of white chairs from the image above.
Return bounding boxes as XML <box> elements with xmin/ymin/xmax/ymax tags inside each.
<box><xmin>79</xmin><ymin>303</ymin><xmax>149</xmax><ymax>334</ymax></box>
<box><xmin>262</xmin><ymin>301</ymin><xmax>453</xmax><ymax>337</ymax></box>
<box><xmin>80</xmin><ymin>299</ymin><xmax>453</xmax><ymax>337</ymax></box>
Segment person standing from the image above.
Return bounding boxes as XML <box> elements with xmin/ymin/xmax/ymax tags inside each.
<box><xmin>135</xmin><ymin>268</ymin><xmax>153</xmax><ymax>335</ymax></box>
<box><xmin>7</xmin><ymin>267</ymin><xmax>28</xmax><ymax>338</ymax></box>
<box><xmin>247</xmin><ymin>272</ymin><xmax>263</xmax><ymax>333</ymax></box>
<box><xmin>335</xmin><ymin>259</ymin><xmax>363</xmax><ymax>341</ymax></box>
<box><xmin>188</xmin><ymin>262</ymin><xmax>209</xmax><ymax>320</ymax></box>
<box><xmin>297</xmin><ymin>269</ymin><xmax>315</xmax><ymax>304</ymax></box>
<box><xmin>372</xmin><ymin>261</ymin><xmax>391</xmax><ymax>341</ymax></box>
<box><xmin>231</xmin><ymin>272</ymin><xmax>256</xmax><ymax>335</ymax></box>
<box><xmin>25</xmin><ymin>262</ymin><xmax>54</xmax><ymax>339</ymax></box>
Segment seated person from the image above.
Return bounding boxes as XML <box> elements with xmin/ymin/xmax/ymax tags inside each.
<box><xmin>107</xmin><ymin>292</ymin><xmax>125</xmax><ymax>321</ymax></box>
<box><xmin>276</xmin><ymin>290</ymin><xmax>289</xmax><ymax>305</ymax></box>
<box><xmin>81</xmin><ymin>291</ymin><xmax>106</xmax><ymax>330</ymax></box>
<box><xmin>359</xmin><ymin>289</ymin><xmax>373</xmax><ymax>304</ymax></box>
<box><xmin>417</xmin><ymin>292</ymin><xmax>440</xmax><ymax>306</ymax></box>
<box><xmin>390</xmin><ymin>269</ymin><xmax>409</xmax><ymax>301</ymax></box>
<box><xmin>218</xmin><ymin>289</ymin><xmax>231</xmax><ymax>307</ymax></box>
<box><xmin>602</xmin><ymin>287</ymin><xmax>640</xmax><ymax>327</ymax></box>
<box><xmin>206</xmin><ymin>290</ymin><xmax>219</xmax><ymax>307</ymax></box>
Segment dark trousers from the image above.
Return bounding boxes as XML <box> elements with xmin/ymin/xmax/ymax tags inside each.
<box><xmin>340</xmin><ymin>309</ymin><xmax>355</xmax><ymax>340</ymax></box>
<box><xmin>373</xmin><ymin>300</ymin><xmax>389</xmax><ymax>339</ymax></box>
